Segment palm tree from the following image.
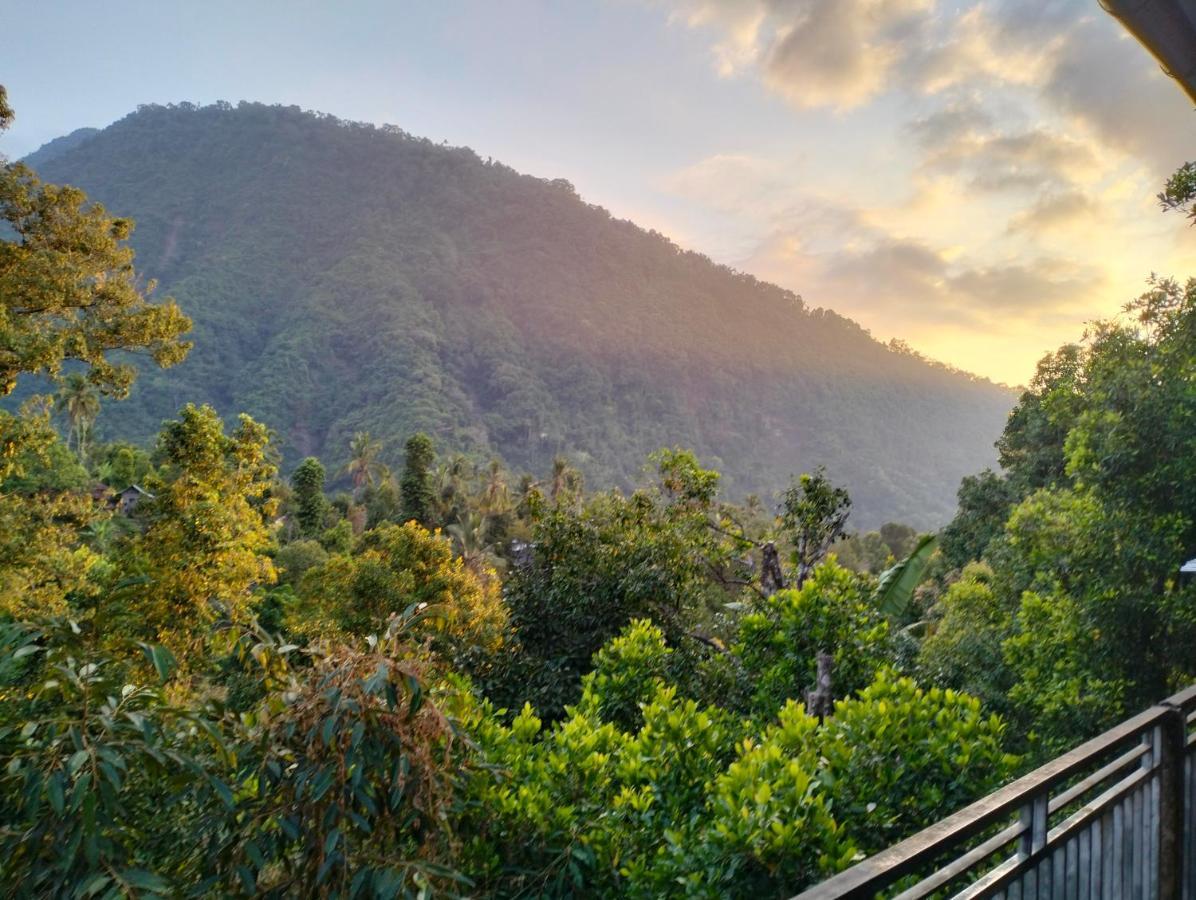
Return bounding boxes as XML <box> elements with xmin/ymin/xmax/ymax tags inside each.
<box><xmin>549</xmin><ymin>455</ymin><xmax>583</xmax><ymax>503</ymax></box>
<box><xmin>344</xmin><ymin>431</ymin><xmax>382</xmax><ymax>493</ymax></box>
<box><xmin>447</xmin><ymin>510</ymin><xmax>504</xmax><ymax>576</ymax></box>
<box><xmin>432</xmin><ymin>454</ymin><xmax>474</xmax><ymax>524</ymax></box>
<box><xmin>480</xmin><ymin>459</ymin><xmax>511</xmax><ymax>516</ymax></box>
<box><xmin>55</xmin><ymin>374</ymin><xmax>100</xmax><ymax>461</ymax></box>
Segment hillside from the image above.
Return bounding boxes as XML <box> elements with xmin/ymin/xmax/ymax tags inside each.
<box><xmin>22</xmin><ymin>102</ymin><xmax>1013</xmax><ymax>527</ymax></box>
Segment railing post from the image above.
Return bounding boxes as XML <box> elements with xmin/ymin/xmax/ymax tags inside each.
<box><xmin>1020</xmin><ymin>792</ymin><xmax>1048</xmax><ymax>859</ymax></box>
<box><xmin>1159</xmin><ymin>704</ymin><xmax>1186</xmax><ymax>900</ymax></box>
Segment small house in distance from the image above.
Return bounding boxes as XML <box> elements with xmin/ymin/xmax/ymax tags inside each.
<box><xmin>91</xmin><ymin>483</ymin><xmax>154</xmax><ymax>516</ymax></box>
<box><xmin>114</xmin><ymin>484</ymin><xmax>153</xmax><ymax>515</ymax></box>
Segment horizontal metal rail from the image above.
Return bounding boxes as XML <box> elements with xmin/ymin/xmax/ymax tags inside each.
<box><xmin>791</xmin><ymin>685</ymin><xmax>1196</xmax><ymax>900</ymax></box>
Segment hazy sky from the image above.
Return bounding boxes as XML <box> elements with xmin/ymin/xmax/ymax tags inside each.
<box><xmin>4</xmin><ymin>0</ymin><xmax>1195</xmax><ymax>385</ymax></box>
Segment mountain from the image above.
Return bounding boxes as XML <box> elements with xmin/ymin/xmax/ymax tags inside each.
<box><xmin>19</xmin><ymin>126</ymin><xmax>99</xmax><ymax>171</ymax></box>
<box><xmin>21</xmin><ymin>101</ymin><xmax>1014</xmax><ymax>528</ymax></box>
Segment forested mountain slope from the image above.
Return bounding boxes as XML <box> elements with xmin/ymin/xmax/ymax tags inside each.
<box><xmin>24</xmin><ymin>102</ymin><xmax>1014</xmax><ymax>527</ymax></box>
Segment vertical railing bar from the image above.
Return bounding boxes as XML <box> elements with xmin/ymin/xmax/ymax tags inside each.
<box><xmin>1155</xmin><ymin>706</ymin><xmax>1185</xmax><ymax>900</ymax></box>
<box><xmin>1104</xmin><ymin>807</ymin><xmax>1114</xmax><ymax>900</ymax></box>
<box><xmin>1065</xmin><ymin>835</ymin><xmax>1078</xmax><ymax>900</ymax></box>
<box><xmin>1052</xmin><ymin>835</ymin><xmax>1064</xmax><ymax>900</ymax></box>
<box><xmin>1115</xmin><ymin>795</ymin><xmax>1126</xmax><ymax>898</ymax></box>
<box><xmin>1079</xmin><ymin>827</ymin><xmax>1090</xmax><ymax>900</ymax></box>
<box><xmin>1134</xmin><ymin>783</ymin><xmax>1145</xmax><ymax>899</ymax></box>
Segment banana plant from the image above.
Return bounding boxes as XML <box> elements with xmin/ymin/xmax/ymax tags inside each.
<box><xmin>874</xmin><ymin>533</ymin><xmax>938</xmax><ymax>621</ymax></box>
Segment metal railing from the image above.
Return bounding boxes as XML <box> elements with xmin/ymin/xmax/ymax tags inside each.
<box><xmin>792</xmin><ymin>684</ymin><xmax>1196</xmax><ymax>900</ymax></box>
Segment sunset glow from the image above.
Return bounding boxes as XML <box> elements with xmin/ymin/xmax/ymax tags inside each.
<box><xmin>5</xmin><ymin>0</ymin><xmax>1195</xmax><ymax>386</ymax></box>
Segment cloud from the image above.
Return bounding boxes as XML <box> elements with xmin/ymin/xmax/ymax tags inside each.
<box><xmin>658</xmin><ymin>0</ymin><xmax>1196</xmax><ymax>178</ymax></box>
<box><xmin>946</xmin><ymin>257</ymin><xmax>1103</xmax><ymax>315</ymax></box>
<box><xmin>815</xmin><ymin>236</ymin><xmax>1100</xmax><ymax>327</ymax></box>
<box><xmin>662</xmin><ymin>0</ymin><xmax>938</xmax><ymax>108</ymax></box>
<box><xmin>1041</xmin><ymin>15</ymin><xmax>1196</xmax><ymax>177</ymax></box>
<box><xmin>1006</xmin><ymin>191</ymin><xmax>1098</xmax><ymax>235</ymax></box>
<box><xmin>906</xmin><ymin>98</ymin><xmax>1105</xmax><ymax>197</ymax></box>
<box><xmin>910</xmin><ymin>4</ymin><xmax>1071</xmax><ymax>95</ymax></box>
<box><xmin>650</xmin><ymin>0</ymin><xmax>1193</xmax><ymax>381</ymax></box>
<box><xmin>760</xmin><ymin>0</ymin><xmax>933</xmax><ymax>109</ymax></box>
<box><xmin>662</xmin><ymin>152</ymin><xmax>801</xmax><ymax>218</ymax></box>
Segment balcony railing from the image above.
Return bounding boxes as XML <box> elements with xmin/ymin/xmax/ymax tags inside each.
<box><xmin>792</xmin><ymin>684</ymin><xmax>1196</xmax><ymax>900</ymax></box>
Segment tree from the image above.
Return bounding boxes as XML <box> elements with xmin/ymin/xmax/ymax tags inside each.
<box><xmin>115</xmin><ymin>405</ymin><xmax>277</xmax><ymax>668</ymax></box>
<box><xmin>0</xmin><ymin>149</ymin><xmax>191</xmax><ymax>398</ymax></box>
<box><xmin>0</xmin><ymin>406</ymin><xmax>102</xmax><ymax>617</ymax></box>
<box><xmin>343</xmin><ymin>430</ymin><xmax>382</xmax><ymax>493</ymax></box>
<box><xmin>54</xmin><ymin>373</ymin><xmax>100</xmax><ymax>460</ymax></box>
<box><xmin>0</xmin><ymin>94</ymin><xmax>192</xmax><ymax>622</ymax></box>
<box><xmin>996</xmin><ymin>345</ymin><xmax>1084</xmax><ymax>494</ymax></box>
<box><xmin>917</xmin><ymin>562</ymin><xmax>1013</xmax><ymax>716</ymax></box>
<box><xmin>737</xmin><ymin>560</ymin><xmax>890</xmax><ymax>719</ymax></box>
<box><xmin>548</xmin><ymin>454</ymin><xmax>583</xmax><ymax>504</ymax></box>
<box><xmin>940</xmin><ymin>469</ymin><xmax>1017</xmax><ymax>569</ymax></box>
<box><xmin>1159</xmin><ymin>159</ymin><xmax>1196</xmax><ymax>222</ymax></box>
<box><xmin>780</xmin><ymin>468</ymin><xmax>852</xmax><ymax>588</ymax></box>
<box><xmin>290</xmin><ymin>456</ymin><xmax>328</xmax><ymax>538</ymax></box>
<box><xmin>294</xmin><ymin>521</ymin><xmax>508</xmax><ymax>659</ymax></box>
<box><xmin>400</xmin><ymin>433</ymin><xmax>435</xmax><ymax>526</ymax></box>
<box><xmin>0</xmin><ymin>85</ymin><xmax>13</xmax><ymax>133</ymax></box>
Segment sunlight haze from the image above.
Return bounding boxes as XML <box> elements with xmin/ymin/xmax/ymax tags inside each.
<box><xmin>4</xmin><ymin>0</ymin><xmax>1194</xmax><ymax>385</ymax></box>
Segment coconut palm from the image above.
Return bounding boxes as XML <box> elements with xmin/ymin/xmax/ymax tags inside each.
<box><xmin>446</xmin><ymin>510</ymin><xmax>504</xmax><ymax>576</ymax></box>
<box><xmin>55</xmin><ymin>374</ymin><xmax>100</xmax><ymax>461</ymax></box>
<box><xmin>480</xmin><ymin>459</ymin><xmax>511</xmax><ymax>515</ymax></box>
<box><xmin>432</xmin><ymin>454</ymin><xmax>474</xmax><ymax>524</ymax></box>
<box><xmin>549</xmin><ymin>455</ymin><xmax>583</xmax><ymax>503</ymax></box>
<box><xmin>344</xmin><ymin>431</ymin><xmax>382</xmax><ymax>493</ymax></box>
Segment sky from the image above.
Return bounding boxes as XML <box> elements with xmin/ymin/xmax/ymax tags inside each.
<box><xmin>4</xmin><ymin>0</ymin><xmax>1195</xmax><ymax>386</ymax></box>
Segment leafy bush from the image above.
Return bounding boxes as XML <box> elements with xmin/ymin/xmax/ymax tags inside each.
<box><xmin>737</xmin><ymin>561</ymin><xmax>890</xmax><ymax>719</ymax></box>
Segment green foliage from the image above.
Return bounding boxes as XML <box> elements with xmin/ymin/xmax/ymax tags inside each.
<box><xmin>737</xmin><ymin>561</ymin><xmax>890</xmax><ymax>720</ymax></box>
<box><xmin>94</xmin><ymin>442</ymin><xmax>152</xmax><ymax>492</ymax></box>
<box><xmin>23</xmin><ymin>101</ymin><xmax>1014</xmax><ymax>529</ymax></box>
<box><xmin>939</xmin><ymin>266</ymin><xmax>1196</xmax><ymax>754</ymax></box>
<box><xmin>400</xmin><ymin>433</ymin><xmax>436</xmax><ymax>527</ymax></box>
<box><xmin>54</xmin><ymin>373</ymin><xmax>101</xmax><ymax>460</ymax></box>
<box><xmin>291</xmin><ymin>456</ymin><xmax>328</xmax><ymax>538</ymax></box>
<box><xmin>0</xmin><ymin>621</ymin><xmax>225</xmax><ymax>896</ymax></box>
<box><xmin>781</xmin><ymin>468</ymin><xmax>852</xmax><ymax>587</ymax></box>
<box><xmin>817</xmin><ymin>672</ymin><xmax>1016</xmax><ymax>854</ymax></box>
<box><xmin>501</xmin><ymin>487</ymin><xmax>715</xmax><ymax>719</ymax></box>
<box><xmin>874</xmin><ymin>533</ymin><xmax>937</xmax><ymax>620</ymax></box>
<box><xmin>321</xmin><ymin>517</ymin><xmax>354</xmax><ymax>554</ymax></box>
<box><xmin>0</xmin><ymin>615</ymin><xmax>473</xmax><ymax>898</ymax></box>
<box><xmin>1002</xmin><ymin>589</ymin><xmax>1129</xmax><ymax>758</ymax></box>
<box><xmin>1159</xmin><ymin>159</ymin><xmax>1196</xmax><ymax>222</ymax></box>
<box><xmin>679</xmin><ymin>707</ymin><xmax>854</xmax><ymax>898</ymax></box>
<box><xmin>114</xmin><ymin>404</ymin><xmax>277</xmax><ymax>669</ymax></box>
<box><xmin>578</xmin><ymin>618</ymin><xmax>673</xmax><ymax>731</ymax></box>
<box><xmin>917</xmin><ymin>563</ymin><xmax>1012</xmax><ymax>715</ymax></box>
<box><xmin>0</xmin><ymin>155</ymin><xmax>191</xmax><ymax>398</ymax></box>
<box><xmin>274</xmin><ymin>537</ymin><xmax>329</xmax><ymax>586</ymax></box>
<box><xmin>0</xmin><ymin>85</ymin><xmax>12</xmax><ymax>132</ymax></box>
<box><xmin>294</xmin><ymin>520</ymin><xmax>509</xmax><ymax>659</ymax></box>
<box><xmin>344</xmin><ymin>430</ymin><xmax>382</xmax><ymax>493</ymax></box>
<box><xmin>0</xmin><ymin>407</ymin><xmax>102</xmax><ymax>617</ymax></box>
<box><xmin>227</xmin><ymin>631</ymin><xmax>468</xmax><ymax>896</ymax></box>
<box><xmin>939</xmin><ymin>469</ymin><xmax>1017</xmax><ymax>569</ymax></box>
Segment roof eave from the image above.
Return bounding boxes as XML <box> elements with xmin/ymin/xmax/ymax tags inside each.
<box><xmin>1102</xmin><ymin>0</ymin><xmax>1196</xmax><ymax>104</ymax></box>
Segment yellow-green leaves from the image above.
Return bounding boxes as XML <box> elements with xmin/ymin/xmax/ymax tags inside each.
<box><xmin>0</xmin><ymin>163</ymin><xmax>191</xmax><ymax>397</ymax></box>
